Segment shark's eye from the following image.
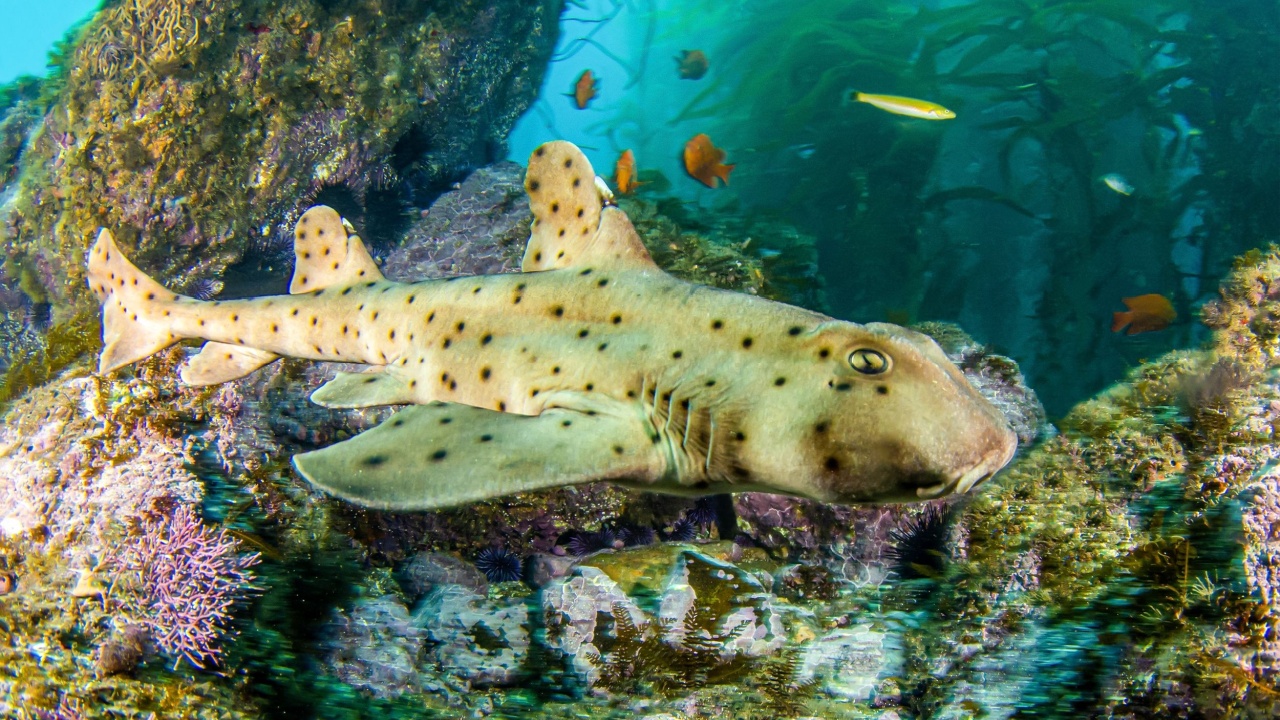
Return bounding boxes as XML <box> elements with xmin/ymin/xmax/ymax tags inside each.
<box><xmin>848</xmin><ymin>348</ymin><xmax>889</xmax><ymax>375</ymax></box>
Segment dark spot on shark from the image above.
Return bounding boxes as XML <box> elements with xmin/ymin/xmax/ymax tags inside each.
<box><xmin>552</xmin><ymin>305</ymin><xmax>564</xmax><ymax>317</ymax></box>
<box><xmin>580</xmin><ymin>268</ymin><xmax>592</xmax><ymax>276</ymax></box>
<box><xmin>833</xmin><ymin>382</ymin><xmax>852</xmax><ymax>392</ymax></box>
<box><xmin>473</xmin><ymin>287</ymin><xmax>481</xmax><ymax>294</ymax></box>
<box><xmin>361</xmin><ymin>455</ymin><xmax>387</xmax><ymax>467</ymax></box>
<box><xmin>613</xmin><ymin>445</ymin><xmax>624</xmax><ymax>455</ymax></box>
<box><xmin>611</xmin><ymin>314</ymin><xmax>622</xmax><ymax>324</ymax></box>
<box><xmin>562</xmin><ymin>420</ymin><xmax>572</xmax><ymax>427</ymax></box>
<box><xmin>815</xmin><ymin>421</ymin><xmax>829</xmax><ymax>433</ymax></box>
<box><xmin>271</xmin><ymin>324</ymin><xmax>279</xmax><ymax>333</ymax></box>
<box><xmin>232</xmin><ymin>314</ymin><xmax>239</xmax><ymax>322</ymax></box>
<box><xmin>392</xmin><ymin>418</ymin><xmax>405</xmax><ymax>427</ymax></box>
<box><xmin>712</xmin><ymin>320</ymin><xmax>723</xmax><ymax>330</ymax></box>
<box><xmin>705</xmin><ymin>379</ymin><xmax>716</xmax><ymax>387</ymax></box>
<box><xmin>788</xmin><ymin>326</ymin><xmax>803</xmax><ymax>336</ymax></box>
<box><xmin>482</xmin><ymin>333</ymin><xmax>493</xmax><ymax>345</ymax></box>
<box><xmin>733</xmin><ymin>431</ymin><xmax>746</xmax><ymax>442</ymax></box>
<box><xmin>481</xmin><ymin>367</ymin><xmax>492</xmax><ymax>380</ymax></box>
<box><xmin>310</xmin><ymin>316</ymin><xmax>318</xmax><ymax>326</ymax></box>
<box><xmin>577</xmin><ymin>208</ymin><xmax>584</xmax><ymax>217</ymax></box>
<box><xmin>534</xmin><ymin>251</ymin><xmax>543</xmax><ymax>262</ymax></box>
<box><xmin>775</xmin><ymin>377</ymin><xmax>786</xmax><ymax>386</ymax></box>
<box><xmin>498</xmin><ymin>401</ymin><xmax>507</xmax><ymax>411</ymax></box>
<box><xmin>146</xmin><ymin>292</ymin><xmax>155</xmax><ymax>300</ymax></box>
<box><xmin>585</xmin><ymin>383</ymin><xmax>594</xmax><ymax>391</ymax></box>
<box><xmin>598</xmin><ymin>343</ymin><xmax>608</xmax><ymax>351</ymax></box>
<box><xmin>440</xmin><ymin>417</ymin><xmax>453</xmax><ymax>424</ymax></box>
<box><xmin>342</xmin><ymin>287</ymin><xmax>352</xmax><ymax>295</ymax></box>
<box><xmin>342</xmin><ymin>325</ymin><xmax>348</xmax><ymax>334</ymax></box>
<box><xmin>578</xmin><ymin>329</ymin><xmax>589</xmax><ymax>338</ymax></box>
<box><xmin>427</xmin><ymin>312</ymin><xmax>435</xmax><ymax>323</ymax></box>
<box><xmin>551</xmin><ymin>203</ymin><xmax>560</xmax><ymax>213</ymax></box>
<box><xmin>480</xmin><ymin>434</ymin><xmax>493</xmax><ymax>442</ymax></box>
<box><xmin>877</xmin><ymin>385</ymin><xmax>889</xmax><ymax>395</ymax></box>
<box><xmin>389</xmin><ymin>330</ymin><xmax>396</xmax><ymax>340</ymax></box>
<box><xmin>552</xmin><ymin>366</ymin><xmax>561</xmax><ymax>374</ymax></box>
<box><xmin>443</xmin><ymin>338</ymin><xmax>452</xmax><ymax>349</ymax></box>
<box><xmin>431</xmin><ymin>450</ymin><xmax>447</xmax><ymax>462</ymax></box>
<box><xmin>672</xmin><ymin>350</ymin><xmax>683</xmax><ymax>359</ymax></box>
<box><xmin>825</xmin><ymin>457</ymin><xmax>841</xmax><ymax>471</ymax></box>
<box><xmin>456</xmin><ymin>321</ymin><xmax>465</xmax><ymax>332</ymax></box>
<box><xmin>742</xmin><ymin>337</ymin><xmax>754</xmax><ymax>348</ymax></box>
<box><xmin>597</xmin><ymin>278</ymin><xmax>608</xmax><ymax>287</ymax></box>
<box><xmin>564</xmin><ymin>158</ymin><xmax>573</xmax><ymax>169</ymax></box>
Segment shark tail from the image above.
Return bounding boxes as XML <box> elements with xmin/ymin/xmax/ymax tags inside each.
<box><xmin>86</xmin><ymin>228</ymin><xmax>185</xmax><ymax>374</ymax></box>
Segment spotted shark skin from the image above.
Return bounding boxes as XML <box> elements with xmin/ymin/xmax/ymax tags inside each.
<box><xmin>87</xmin><ymin>141</ymin><xmax>1017</xmax><ymax>510</ymax></box>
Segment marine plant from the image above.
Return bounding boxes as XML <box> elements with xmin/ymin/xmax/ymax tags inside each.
<box><xmin>107</xmin><ymin>504</ymin><xmax>261</xmax><ymax>670</ymax></box>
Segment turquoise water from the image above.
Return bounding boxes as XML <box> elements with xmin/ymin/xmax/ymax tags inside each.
<box><xmin>0</xmin><ymin>1</ymin><xmax>99</xmax><ymax>84</ymax></box>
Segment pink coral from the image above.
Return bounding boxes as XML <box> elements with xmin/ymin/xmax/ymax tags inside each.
<box><xmin>108</xmin><ymin>505</ymin><xmax>260</xmax><ymax>669</ymax></box>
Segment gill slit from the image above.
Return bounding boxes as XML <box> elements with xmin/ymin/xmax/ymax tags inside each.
<box><xmin>705</xmin><ymin>414</ymin><xmax>716</xmax><ymax>475</ymax></box>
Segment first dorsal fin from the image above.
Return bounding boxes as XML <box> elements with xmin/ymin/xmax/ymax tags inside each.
<box><xmin>521</xmin><ymin>141</ymin><xmax>658</xmax><ymax>273</ymax></box>
<box><xmin>289</xmin><ymin>206</ymin><xmax>384</xmax><ymax>294</ymax></box>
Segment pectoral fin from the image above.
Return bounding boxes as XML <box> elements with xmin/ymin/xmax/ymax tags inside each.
<box><xmin>293</xmin><ymin>400</ymin><xmax>666</xmax><ymax>510</ymax></box>
<box><xmin>310</xmin><ymin>370</ymin><xmax>417</xmax><ymax>408</ymax></box>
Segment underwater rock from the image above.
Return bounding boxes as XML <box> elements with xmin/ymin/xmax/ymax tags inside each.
<box><xmin>397</xmin><ymin>550</ymin><xmax>489</xmax><ymax>601</ymax></box>
<box><xmin>541</xmin><ymin>545</ymin><xmax>789</xmax><ymax>687</ymax></box>
<box><xmin>541</xmin><ymin>565</ymin><xmax>645</xmax><ymax>686</ymax></box>
<box><xmin>383</xmin><ymin>161</ymin><xmax>528</xmax><ymax>281</ymax></box>
<box><xmin>320</xmin><ymin>593</ymin><xmax>431</xmax><ymax>699</ymax></box>
<box><xmin>795</xmin><ymin>624</ymin><xmax>901</xmax><ymax>702</ymax></box>
<box><xmin>414</xmin><ymin>584</ymin><xmax>531</xmax><ymax>688</ymax></box>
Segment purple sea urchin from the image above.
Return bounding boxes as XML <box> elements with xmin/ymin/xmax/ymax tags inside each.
<box><xmin>473</xmin><ymin>546</ymin><xmax>523</xmax><ymax>583</ymax></box>
<box><xmin>686</xmin><ymin>497</ymin><xmax>720</xmax><ymax>527</ymax></box>
<box><xmin>666</xmin><ymin>518</ymin><xmax>698</xmax><ymax>542</ymax></box>
<box><xmin>885</xmin><ymin>503</ymin><xmax>951</xmax><ymax>580</ymax></box>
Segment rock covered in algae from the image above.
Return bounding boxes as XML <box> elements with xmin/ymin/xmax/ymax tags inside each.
<box><xmin>890</xmin><ymin>246</ymin><xmax>1280</xmax><ymax>717</ymax></box>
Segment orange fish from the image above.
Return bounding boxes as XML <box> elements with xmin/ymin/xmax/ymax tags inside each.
<box><xmin>683</xmin><ymin>134</ymin><xmax>735</xmax><ymax>188</ymax></box>
<box><xmin>676</xmin><ymin>50</ymin><xmax>709</xmax><ymax>80</ymax></box>
<box><xmin>570</xmin><ymin>70</ymin><xmax>597</xmax><ymax>109</ymax></box>
<box><xmin>614</xmin><ymin>149</ymin><xmax>643</xmax><ymax>194</ymax></box>
<box><xmin>1111</xmin><ymin>293</ymin><xmax>1176</xmax><ymax>335</ymax></box>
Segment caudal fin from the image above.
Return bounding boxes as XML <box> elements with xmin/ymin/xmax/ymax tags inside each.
<box><xmin>86</xmin><ymin>228</ymin><xmax>185</xmax><ymax>374</ymax></box>
<box><xmin>1110</xmin><ymin>311</ymin><xmax>1130</xmax><ymax>334</ymax></box>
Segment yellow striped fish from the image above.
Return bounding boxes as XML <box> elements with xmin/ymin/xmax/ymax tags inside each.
<box><xmin>851</xmin><ymin>91</ymin><xmax>956</xmax><ymax>120</ymax></box>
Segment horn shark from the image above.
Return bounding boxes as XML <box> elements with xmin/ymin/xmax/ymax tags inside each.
<box><xmin>86</xmin><ymin>141</ymin><xmax>1017</xmax><ymax>511</ymax></box>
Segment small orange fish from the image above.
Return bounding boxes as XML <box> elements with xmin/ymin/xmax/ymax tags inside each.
<box><xmin>1111</xmin><ymin>293</ymin><xmax>1176</xmax><ymax>335</ymax></box>
<box><xmin>683</xmin><ymin>134</ymin><xmax>735</xmax><ymax>188</ymax></box>
<box><xmin>614</xmin><ymin>149</ymin><xmax>643</xmax><ymax>194</ymax></box>
<box><xmin>676</xmin><ymin>50</ymin><xmax>709</xmax><ymax>80</ymax></box>
<box><xmin>570</xmin><ymin>70</ymin><xmax>597</xmax><ymax>109</ymax></box>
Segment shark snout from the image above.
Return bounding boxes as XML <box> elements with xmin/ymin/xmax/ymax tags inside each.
<box><xmin>915</xmin><ymin>423</ymin><xmax>1018</xmax><ymax>500</ymax></box>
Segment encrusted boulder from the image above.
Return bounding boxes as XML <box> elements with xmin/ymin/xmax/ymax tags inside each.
<box><xmin>414</xmin><ymin>584</ymin><xmax>531</xmax><ymax>688</ymax></box>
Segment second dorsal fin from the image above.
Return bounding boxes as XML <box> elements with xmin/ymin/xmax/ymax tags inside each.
<box><xmin>521</xmin><ymin>141</ymin><xmax>658</xmax><ymax>272</ymax></box>
<box><xmin>289</xmin><ymin>206</ymin><xmax>384</xmax><ymax>294</ymax></box>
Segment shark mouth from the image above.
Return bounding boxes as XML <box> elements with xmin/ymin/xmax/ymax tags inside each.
<box><xmin>915</xmin><ymin>443</ymin><xmax>1018</xmax><ymax>499</ymax></box>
